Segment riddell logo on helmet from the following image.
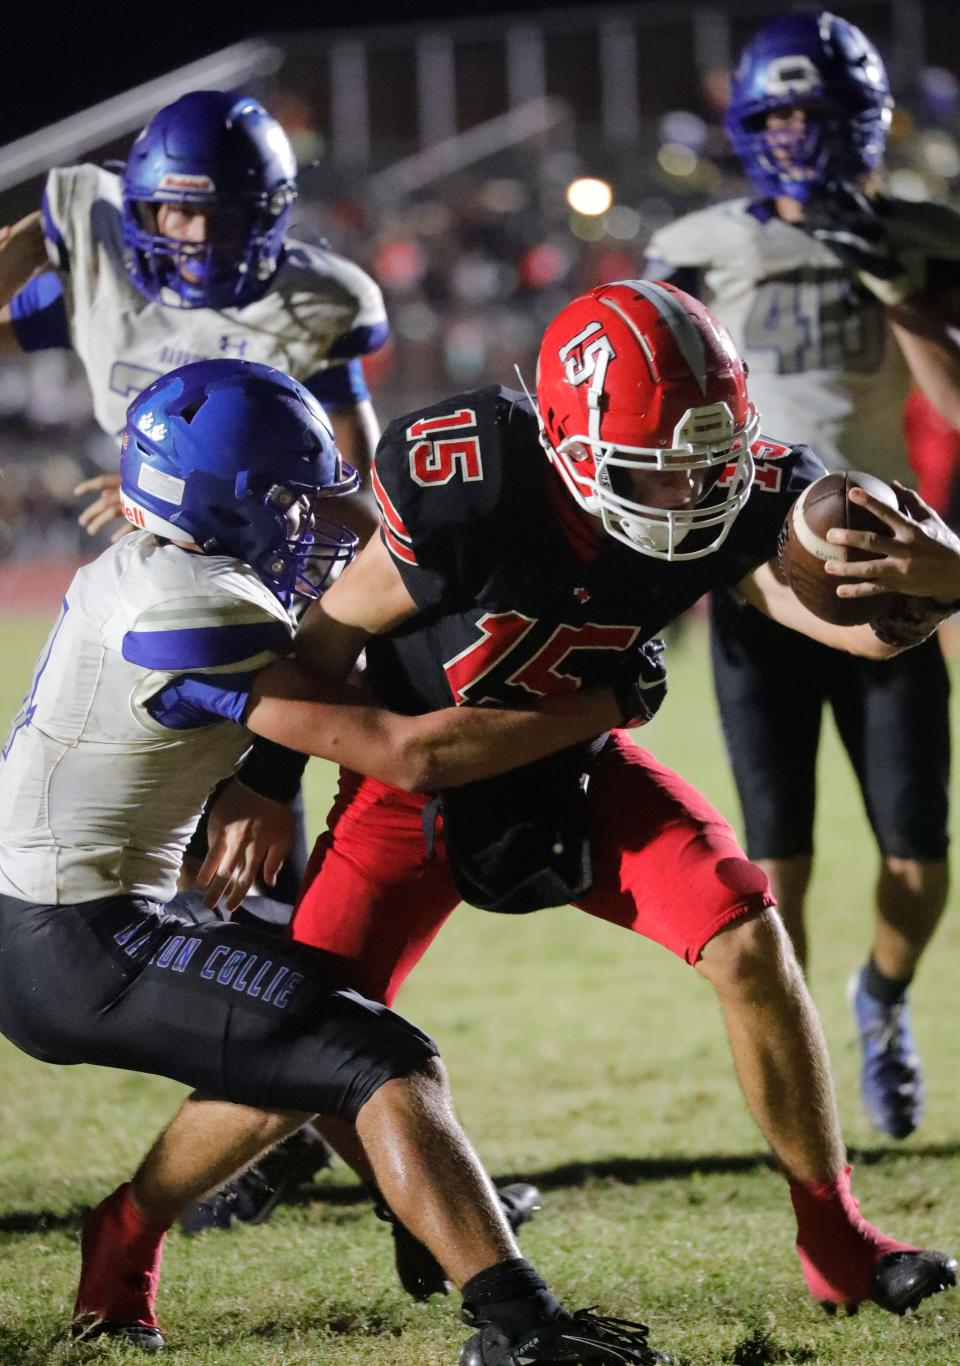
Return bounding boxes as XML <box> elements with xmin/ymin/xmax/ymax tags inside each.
<box><xmin>158</xmin><ymin>173</ymin><xmax>216</xmax><ymax>192</ymax></box>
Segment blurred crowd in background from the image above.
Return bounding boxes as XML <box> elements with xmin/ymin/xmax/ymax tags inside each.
<box><xmin>3</xmin><ymin>27</ymin><xmax>960</xmax><ymax>564</ymax></box>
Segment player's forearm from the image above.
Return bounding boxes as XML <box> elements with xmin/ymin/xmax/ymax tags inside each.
<box><xmin>387</xmin><ymin>687</ymin><xmax>620</xmax><ymax>791</ymax></box>
<box><xmin>244</xmin><ymin>658</ymin><xmax>619</xmax><ymax>791</ymax></box>
<box><xmin>890</xmin><ymin>308</ymin><xmax>960</xmax><ymax>433</ymax></box>
<box><xmin>738</xmin><ymin>562</ymin><xmax>898</xmax><ymax>658</ymax></box>
<box><xmin>0</xmin><ymin>212</ymin><xmax>48</xmax><ymax>306</ymax></box>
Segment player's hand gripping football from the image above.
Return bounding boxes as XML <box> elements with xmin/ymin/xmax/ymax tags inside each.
<box><xmin>824</xmin><ymin>481</ymin><xmax>960</xmax><ymax>606</ymax></box>
<box><xmin>802</xmin><ymin>183</ymin><xmax>923</xmax><ymax>306</ymax></box>
<box><xmin>611</xmin><ymin>636</ymin><xmax>668</xmax><ymax>729</ymax></box>
<box><xmin>197</xmin><ymin>779</ymin><xmax>294</xmax><ymax>912</ymax></box>
<box><xmin>74</xmin><ymin>471</ymin><xmax>134</xmax><ymax>542</ymax></box>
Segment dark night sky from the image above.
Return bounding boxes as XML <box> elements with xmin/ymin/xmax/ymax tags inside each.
<box><xmin>4</xmin><ymin>0</ymin><xmax>622</xmax><ymax>144</ymax></box>
<box><xmin>7</xmin><ymin>1</ymin><xmax>958</xmax><ymax>147</ymax></box>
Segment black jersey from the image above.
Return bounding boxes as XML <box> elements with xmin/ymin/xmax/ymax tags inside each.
<box><xmin>367</xmin><ymin>385</ymin><xmax>824</xmax><ymax>715</ymax></box>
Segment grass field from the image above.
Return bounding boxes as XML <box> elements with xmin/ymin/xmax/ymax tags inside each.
<box><xmin>1</xmin><ymin>611</ymin><xmax>959</xmax><ymax>1365</ymax></box>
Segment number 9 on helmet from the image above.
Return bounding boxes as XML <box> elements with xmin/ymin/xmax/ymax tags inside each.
<box><xmin>119</xmin><ymin>359</ymin><xmax>358</xmax><ymax>603</ymax></box>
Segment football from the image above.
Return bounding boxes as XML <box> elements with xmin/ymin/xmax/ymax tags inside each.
<box><xmin>779</xmin><ymin>471</ymin><xmax>898</xmax><ymax>626</ymax></box>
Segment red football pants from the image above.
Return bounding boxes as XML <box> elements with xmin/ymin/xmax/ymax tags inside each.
<box><xmin>293</xmin><ymin>730</ymin><xmax>774</xmax><ymax>1006</ymax></box>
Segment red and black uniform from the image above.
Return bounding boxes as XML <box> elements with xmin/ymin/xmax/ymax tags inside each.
<box><xmin>292</xmin><ymin>386</ymin><xmax>823</xmax><ymax>1004</ymax></box>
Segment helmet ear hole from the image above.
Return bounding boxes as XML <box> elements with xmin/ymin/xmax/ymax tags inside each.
<box><xmin>179</xmin><ymin>398</ymin><xmax>206</xmax><ymax>424</ymax></box>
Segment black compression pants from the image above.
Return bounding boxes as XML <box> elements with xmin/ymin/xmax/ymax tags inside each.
<box><xmin>709</xmin><ymin>591</ymin><xmax>950</xmax><ymax>862</ymax></box>
<box><xmin>0</xmin><ymin>894</ymin><xmax>437</xmax><ymax>1121</ymax></box>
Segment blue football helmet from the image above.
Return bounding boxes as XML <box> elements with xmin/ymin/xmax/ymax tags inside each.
<box><xmin>121</xmin><ymin>91</ymin><xmax>298</xmax><ymax>309</ymax></box>
<box><xmin>726</xmin><ymin>12</ymin><xmax>893</xmax><ymax>201</ymax></box>
<box><xmin>120</xmin><ymin>360</ymin><xmax>358</xmax><ymax>602</ymax></box>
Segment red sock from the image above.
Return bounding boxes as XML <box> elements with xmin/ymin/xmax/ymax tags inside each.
<box><xmin>790</xmin><ymin>1165</ymin><xmax>916</xmax><ymax>1306</ymax></box>
<box><xmin>73</xmin><ymin>1183</ymin><xmax>168</xmax><ymax>1328</ymax></box>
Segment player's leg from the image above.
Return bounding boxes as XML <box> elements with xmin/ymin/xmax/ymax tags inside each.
<box><xmin>709</xmin><ymin>591</ymin><xmax>824</xmax><ymax>968</ymax></box>
<box><xmin>291</xmin><ymin>770</ymin><xmax>543</xmax><ymax>1300</ymax></box>
<box><xmin>831</xmin><ymin>640</ymin><xmax>950</xmax><ymax>1138</ymax></box>
<box><xmin>293</xmin><ymin>768</ymin><xmax>461</xmax><ymax>1004</ymax></box>
<box><xmin>1</xmin><ymin>895</ymin><xmax>644</xmax><ymax>1357</ymax></box>
<box><xmin>576</xmin><ymin>735</ymin><xmax>957</xmax><ymax>1313</ymax></box>
<box><xmin>183</xmin><ymin>768</ymin><xmax>458</xmax><ymax>1223</ymax></box>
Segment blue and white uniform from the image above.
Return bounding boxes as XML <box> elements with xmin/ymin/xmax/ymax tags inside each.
<box><xmin>0</xmin><ymin>531</ymin><xmax>294</xmax><ymax>904</ymax></box>
<box><xmin>645</xmin><ymin>195</ymin><xmax>960</xmax><ymax>478</ymax></box>
<box><xmin>644</xmin><ymin>198</ymin><xmax>957</xmax><ymax>866</ymax></box>
<box><xmin>10</xmin><ymin>164</ymin><xmax>388</xmax><ymax>434</ymax></box>
<box><xmin>0</xmin><ymin>535</ymin><xmax>436</xmax><ymax>1116</ymax></box>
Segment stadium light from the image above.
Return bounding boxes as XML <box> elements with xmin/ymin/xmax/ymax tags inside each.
<box><xmin>566</xmin><ymin>177</ymin><xmax>613</xmax><ymax>216</ymax></box>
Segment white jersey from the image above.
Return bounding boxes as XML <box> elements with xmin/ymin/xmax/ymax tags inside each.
<box><xmin>0</xmin><ymin>534</ymin><xmax>294</xmax><ymax>905</ymax></box>
<box><xmin>646</xmin><ymin>196</ymin><xmax>960</xmax><ymax>479</ymax></box>
<box><xmin>42</xmin><ymin>164</ymin><xmax>387</xmax><ymax>436</ymax></box>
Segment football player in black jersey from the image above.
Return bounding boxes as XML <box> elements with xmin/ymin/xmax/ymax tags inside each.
<box><xmin>280</xmin><ymin>280</ymin><xmax>960</xmax><ymax>1334</ymax></box>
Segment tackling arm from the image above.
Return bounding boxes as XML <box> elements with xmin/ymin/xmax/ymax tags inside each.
<box><xmin>243</xmin><ymin>658</ymin><xmax>622</xmax><ymax>792</ymax></box>
<box><xmin>294</xmin><ymin>528</ymin><xmax>417</xmax><ymax>679</ymax></box>
<box><xmin>280</xmin><ymin>530</ymin><xmax>635</xmax><ymax>789</ymax></box>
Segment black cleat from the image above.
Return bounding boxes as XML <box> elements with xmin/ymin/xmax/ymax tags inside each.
<box><xmin>459</xmin><ymin>1307</ymin><xmax>675</xmax><ymax>1364</ymax></box>
<box><xmin>497</xmin><ymin>1182</ymin><xmax>542</xmax><ymax>1231</ymax></box>
<box><xmin>379</xmin><ymin>1182</ymin><xmax>542</xmax><ymax>1301</ymax></box>
<box><xmin>872</xmin><ymin>1249</ymin><xmax>958</xmax><ymax>1314</ymax></box>
<box><xmin>71</xmin><ymin>1317</ymin><xmax>165</xmax><ymax>1352</ymax></box>
<box><xmin>180</xmin><ymin>1123</ymin><xmax>335</xmax><ymax>1234</ymax></box>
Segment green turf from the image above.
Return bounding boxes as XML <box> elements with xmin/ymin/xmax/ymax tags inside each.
<box><xmin>0</xmin><ymin>611</ymin><xmax>958</xmax><ymax>1365</ymax></box>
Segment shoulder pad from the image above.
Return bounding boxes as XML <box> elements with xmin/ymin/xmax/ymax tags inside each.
<box><xmin>372</xmin><ymin>388</ymin><xmax>509</xmax><ymax>577</ymax></box>
<box><xmin>647</xmin><ymin>200</ymin><xmax>752</xmax><ymax>267</ymax></box>
<box><xmin>120</xmin><ymin>543</ymin><xmax>292</xmax><ymax>672</ymax></box>
<box><xmin>277</xmin><ymin>241</ymin><xmax>386</xmax><ymax>325</ymax></box>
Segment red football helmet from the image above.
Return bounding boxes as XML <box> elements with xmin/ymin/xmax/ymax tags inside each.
<box><xmin>531</xmin><ymin>280</ymin><xmax>759</xmax><ymax>560</ymax></box>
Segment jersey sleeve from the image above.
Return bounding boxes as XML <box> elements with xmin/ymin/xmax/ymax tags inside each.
<box><xmin>119</xmin><ymin>560</ymin><xmax>295</xmax><ymax>730</ymax></box>
<box><xmin>645</xmin><ymin>210</ymin><xmax>718</xmax><ymax>276</ymax></box>
<box><xmin>40</xmin><ymin>165</ymin><xmax>103</xmax><ymax>274</ymax></box>
<box><xmin>642</xmin><ymin>218</ymin><xmax>706</xmax><ymax>297</ymax></box>
<box><xmin>282</xmin><ymin>243</ymin><xmax>389</xmax><ymax>383</ymax></box>
<box><xmin>303</xmin><ymin>356</ymin><xmax>372</xmax><ymax>410</ymax></box>
<box><xmin>370</xmin><ymin>392</ymin><xmax>502</xmax><ymax>611</ymax></box>
<box><xmin>8</xmin><ymin>271</ymin><xmax>70</xmax><ymax>351</ymax></box>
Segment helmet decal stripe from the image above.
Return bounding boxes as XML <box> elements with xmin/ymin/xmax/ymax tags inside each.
<box><xmin>593</xmin><ymin>295</ymin><xmax>660</xmax><ymax>383</ymax></box>
<box><xmin>602</xmin><ymin>281</ymin><xmax>708</xmax><ymax>395</ymax></box>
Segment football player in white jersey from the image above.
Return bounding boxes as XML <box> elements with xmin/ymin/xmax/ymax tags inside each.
<box><xmin>0</xmin><ymin>359</ymin><xmax>668</xmax><ymax>1363</ymax></box>
<box><xmin>0</xmin><ymin>88</ymin><xmax>387</xmax><ymax>899</ymax></box>
<box><xmin>644</xmin><ymin>11</ymin><xmax>960</xmax><ymax>1141</ymax></box>
<box><xmin>0</xmin><ymin>90</ymin><xmax>385</xmax><ymax>535</ymax></box>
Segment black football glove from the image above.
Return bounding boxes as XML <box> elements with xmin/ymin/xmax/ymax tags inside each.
<box><xmin>802</xmin><ymin>182</ymin><xmax>923</xmax><ymax>305</ymax></box>
<box><xmin>611</xmin><ymin>637</ymin><xmax>667</xmax><ymax>729</ymax></box>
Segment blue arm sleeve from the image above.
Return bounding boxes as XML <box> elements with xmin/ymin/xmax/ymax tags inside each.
<box><xmin>303</xmin><ymin>319</ymin><xmax>390</xmax><ymax>410</ymax></box>
<box><xmin>303</xmin><ymin>357</ymin><xmax>370</xmax><ymax>410</ymax></box>
<box><xmin>9</xmin><ymin>272</ymin><xmax>71</xmax><ymax>352</ymax></box>
<box><xmin>144</xmin><ymin>671</ymin><xmax>257</xmax><ymax>730</ymax></box>
<box><xmin>327</xmin><ymin>319</ymin><xmax>389</xmax><ymax>361</ymax></box>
